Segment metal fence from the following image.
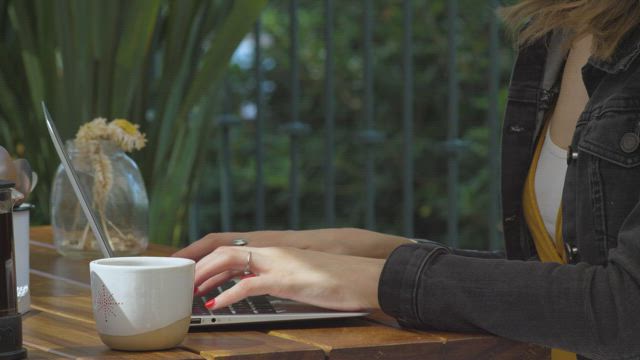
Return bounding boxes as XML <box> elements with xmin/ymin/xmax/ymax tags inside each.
<box><xmin>205</xmin><ymin>0</ymin><xmax>503</xmax><ymax>250</ymax></box>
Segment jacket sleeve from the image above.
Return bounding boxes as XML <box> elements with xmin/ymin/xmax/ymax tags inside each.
<box><xmin>379</xmin><ymin>207</ymin><xmax>640</xmax><ymax>360</ymax></box>
<box><xmin>412</xmin><ymin>238</ymin><xmax>505</xmax><ymax>259</ymax></box>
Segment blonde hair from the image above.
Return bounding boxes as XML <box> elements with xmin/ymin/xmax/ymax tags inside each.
<box><xmin>500</xmin><ymin>0</ymin><xmax>640</xmax><ymax>61</ymax></box>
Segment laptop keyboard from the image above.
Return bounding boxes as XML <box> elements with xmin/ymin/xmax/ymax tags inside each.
<box><xmin>193</xmin><ymin>280</ymin><xmax>276</xmax><ymax>315</ymax></box>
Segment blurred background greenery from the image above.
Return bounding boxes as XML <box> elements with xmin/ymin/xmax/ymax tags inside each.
<box><xmin>0</xmin><ymin>0</ymin><xmax>515</xmax><ymax>249</ymax></box>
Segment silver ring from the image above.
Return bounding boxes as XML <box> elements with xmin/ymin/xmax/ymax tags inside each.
<box><xmin>232</xmin><ymin>238</ymin><xmax>248</xmax><ymax>246</ymax></box>
<box><xmin>243</xmin><ymin>251</ymin><xmax>252</xmax><ymax>275</ymax></box>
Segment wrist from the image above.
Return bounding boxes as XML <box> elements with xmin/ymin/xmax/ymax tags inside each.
<box><xmin>376</xmin><ymin>234</ymin><xmax>414</xmax><ymax>259</ymax></box>
<box><xmin>365</xmin><ymin>258</ymin><xmax>386</xmax><ymax>309</ymax></box>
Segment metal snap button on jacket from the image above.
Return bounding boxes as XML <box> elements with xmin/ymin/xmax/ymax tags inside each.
<box><xmin>564</xmin><ymin>243</ymin><xmax>580</xmax><ymax>263</ymax></box>
<box><xmin>620</xmin><ymin>132</ymin><xmax>640</xmax><ymax>153</ymax></box>
<box><xmin>566</xmin><ymin>145</ymin><xmax>579</xmax><ymax>165</ymax></box>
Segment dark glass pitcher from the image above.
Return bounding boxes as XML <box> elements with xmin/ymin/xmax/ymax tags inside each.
<box><xmin>0</xmin><ymin>179</ymin><xmax>27</xmax><ymax>359</ymax></box>
<box><xmin>0</xmin><ymin>180</ymin><xmax>16</xmax><ymax>316</ymax></box>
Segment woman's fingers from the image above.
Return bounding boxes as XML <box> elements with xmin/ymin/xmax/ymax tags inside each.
<box><xmin>194</xmin><ymin>246</ymin><xmax>271</xmax><ymax>310</ymax></box>
<box><xmin>194</xmin><ymin>270</ymin><xmax>238</xmax><ymax>296</ymax></box>
<box><xmin>194</xmin><ymin>246</ymin><xmax>259</xmax><ymax>286</ymax></box>
<box><xmin>172</xmin><ymin>232</ymin><xmax>243</xmax><ymax>260</ymax></box>
<box><xmin>174</xmin><ymin>230</ymin><xmax>301</xmax><ymax>261</ymax></box>
<box><xmin>209</xmin><ymin>276</ymin><xmax>266</xmax><ymax>310</ymax></box>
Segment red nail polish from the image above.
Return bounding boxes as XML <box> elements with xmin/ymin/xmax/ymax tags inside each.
<box><xmin>240</xmin><ymin>274</ymin><xmax>257</xmax><ymax>280</ymax></box>
<box><xmin>193</xmin><ymin>286</ymin><xmax>199</xmax><ymax>295</ymax></box>
<box><xmin>205</xmin><ymin>298</ymin><xmax>216</xmax><ymax>309</ymax></box>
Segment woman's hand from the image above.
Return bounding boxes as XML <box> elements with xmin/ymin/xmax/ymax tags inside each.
<box><xmin>193</xmin><ymin>246</ymin><xmax>385</xmax><ymax>312</ymax></box>
<box><xmin>173</xmin><ymin>228</ymin><xmax>411</xmax><ymax>261</ymax></box>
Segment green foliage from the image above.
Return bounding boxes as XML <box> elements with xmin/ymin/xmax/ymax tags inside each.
<box><xmin>0</xmin><ymin>0</ymin><xmax>266</xmax><ymax>246</ymax></box>
<box><xmin>192</xmin><ymin>0</ymin><xmax>515</xmax><ymax>249</ymax></box>
<box><xmin>1</xmin><ymin>0</ymin><xmax>515</xmax><ymax>249</ymax></box>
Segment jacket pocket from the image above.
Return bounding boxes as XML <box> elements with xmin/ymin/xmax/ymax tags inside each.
<box><xmin>576</xmin><ymin>110</ymin><xmax>640</xmax><ymax>260</ymax></box>
<box><xmin>579</xmin><ymin>110</ymin><xmax>640</xmax><ymax>168</ymax></box>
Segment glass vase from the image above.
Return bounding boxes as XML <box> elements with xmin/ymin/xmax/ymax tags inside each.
<box><xmin>51</xmin><ymin>140</ymin><xmax>148</xmax><ymax>258</ymax></box>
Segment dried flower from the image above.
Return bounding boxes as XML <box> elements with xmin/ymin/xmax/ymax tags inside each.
<box><xmin>109</xmin><ymin>119</ymin><xmax>147</xmax><ymax>152</ymax></box>
<box><xmin>75</xmin><ymin>118</ymin><xmax>146</xmax><ymax>153</ymax></box>
<box><xmin>76</xmin><ymin>118</ymin><xmax>110</xmax><ymax>146</ymax></box>
<box><xmin>70</xmin><ymin>117</ymin><xmax>146</xmax><ymax>252</ymax></box>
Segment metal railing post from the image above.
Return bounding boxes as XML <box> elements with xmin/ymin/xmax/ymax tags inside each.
<box><xmin>402</xmin><ymin>0</ymin><xmax>414</xmax><ymax>238</ymax></box>
<box><xmin>447</xmin><ymin>0</ymin><xmax>460</xmax><ymax>247</ymax></box>
<box><xmin>359</xmin><ymin>0</ymin><xmax>383</xmax><ymax>230</ymax></box>
<box><xmin>285</xmin><ymin>0</ymin><xmax>310</xmax><ymax>229</ymax></box>
<box><xmin>218</xmin><ymin>113</ymin><xmax>240</xmax><ymax>232</ymax></box>
<box><xmin>488</xmin><ymin>0</ymin><xmax>501</xmax><ymax>250</ymax></box>
<box><xmin>324</xmin><ymin>0</ymin><xmax>336</xmax><ymax>228</ymax></box>
<box><xmin>254</xmin><ymin>19</ymin><xmax>266</xmax><ymax>230</ymax></box>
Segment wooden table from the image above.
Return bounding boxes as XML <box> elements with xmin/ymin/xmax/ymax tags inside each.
<box><xmin>22</xmin><ymin>226</ymin><xmax>550</xmax><ymax>359</ymax></box>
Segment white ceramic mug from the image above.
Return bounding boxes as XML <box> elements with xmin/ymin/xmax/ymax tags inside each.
<box><xmin>89</xmin><ymin>257</ymin><xmax>195</xmax><ymax>351</ymax></box>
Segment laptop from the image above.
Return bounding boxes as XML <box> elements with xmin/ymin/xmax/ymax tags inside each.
<box><xmin>42</xmin><ymin>102</ymin><xmax>368</xmax><ymax>326</ymax></box>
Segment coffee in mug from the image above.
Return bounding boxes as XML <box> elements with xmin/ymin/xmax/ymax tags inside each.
<box><xmin>90</xmin><ymin>257</ymin><xmax>194</xmax><ymax>351</ymax></box>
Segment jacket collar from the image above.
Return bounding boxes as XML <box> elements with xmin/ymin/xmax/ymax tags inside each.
<box><xmin>588</xmin><ymin>25</ymin><xmax>640</xmax><ymax>74</ymax></box>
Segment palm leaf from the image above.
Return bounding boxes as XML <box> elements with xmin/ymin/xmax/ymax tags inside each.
<box><xmin>110</xmin><ymin>0</ymin><xmax>161</xmax><ymax>115</ymax></box>
<box><xmin>0</xmin><ymin>0</ymin><xmax>266</xmax><ymax>246</ymax></box>
<box><xmin>150</xmin><ymin>0</ymin><xmax>267</xmax><ymax>246</ymax></box>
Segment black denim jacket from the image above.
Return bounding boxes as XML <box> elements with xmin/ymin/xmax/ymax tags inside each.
<box><xmin>378</xmin><ymin>26</ymin><xmax>640</xmax><ymax>360</ymax></box>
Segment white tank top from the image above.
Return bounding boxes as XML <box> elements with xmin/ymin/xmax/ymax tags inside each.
<box><xmin>534</xmin><ymin>127</ymin><xmax>568</xmax><ymax>240</ymax></box>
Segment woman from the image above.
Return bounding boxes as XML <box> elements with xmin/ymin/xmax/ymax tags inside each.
<box><xmin>174</xmin><ymin>1</ymin><xmax>640</xmax><ymax>359</ymax></box>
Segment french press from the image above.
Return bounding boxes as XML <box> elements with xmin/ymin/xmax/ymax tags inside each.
<box><xmin>0</xmin><ymin>180</ymin><xmax>27</xmax><ymax>359</ymax></box>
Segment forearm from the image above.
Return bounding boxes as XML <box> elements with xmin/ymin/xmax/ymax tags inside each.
<box><xmin>294</xmin><ymin>228</ymin><xmax>505</xmax><ymax>260</ymax></box>
<box><xmin>379</xmin><ymin>244</ymin><xmax>640</xmax><ymax>359</ymax></box>
<box><xmin>308</xmin><ymin>228</ymin><xmax>413</xmax><ymax>259</ymax></box>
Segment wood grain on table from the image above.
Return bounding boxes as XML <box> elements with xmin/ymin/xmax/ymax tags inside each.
<box><xmin>25</xmin><ymin>226</ymin><xmax>550</xmax><ymax>359</ymax></box>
